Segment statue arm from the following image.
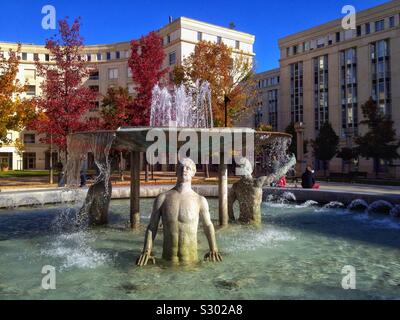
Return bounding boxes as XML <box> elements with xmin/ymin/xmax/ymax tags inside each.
<box><xmin>228</xmin><ymin>187</ymin><xmax>237</xmax><ymax>222</ymax></box>
<box><xmin>137</xmin><ymin>194</ymin><xmax>164</xmax><ymax>266</ymax></box>
<box><xmin>259</xmin><ymin>154</ymin><xmax>297</xmax><ymax>187</ymax></box>
<box><xmin>200</xmin><ymin>197</ymin><xmax>222</xmax><ymax>262</ymax></box>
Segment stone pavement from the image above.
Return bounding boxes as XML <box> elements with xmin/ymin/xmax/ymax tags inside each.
<box><xmin>1</xmin><ymin>173</ymin><xmax>399</xmax><ymax>196</ymax></box>
<box><xmin>282</xmin><ymin>181</ymin><xmax>400</xmax><ymax>196</ymax></box>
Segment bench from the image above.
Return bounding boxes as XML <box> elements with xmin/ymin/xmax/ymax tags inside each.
<box><xmin>349</xmin><ymin>172</ymin><xmax>368</xmax><ymax>179</ymax></box>
<box><xmin>328</xmin><ymin>172</ymin><xmax>368</xmax><ymax>183</ymax></box>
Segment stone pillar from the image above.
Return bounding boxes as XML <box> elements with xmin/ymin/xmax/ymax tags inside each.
<box><xmin>218</xmin><ymin>163</ymin><xmax>228</xmax><ymax>227</ymax></box>
<box><xmin>130</xmin><ymin>151</ymin><xmax>141</xmax><ymax>228</ymax></box>
<box><xmin>294</xmin><ymin>122</ymin><xmax>306</xmax><ymax>174</ymax></box>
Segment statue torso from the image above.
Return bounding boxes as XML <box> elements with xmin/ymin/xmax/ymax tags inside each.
<box><xmin>160</xmin><ymin>189</ymin><xmax>202</xmax><ymax>263</ymax></box>
<box><xmin>232</xmin><ymin>178</ymin><xmax>263</xmax><ymax>224</ymax></box>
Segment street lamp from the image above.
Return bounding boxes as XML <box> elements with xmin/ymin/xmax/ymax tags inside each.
<box><xmin>224</xmin><ymin>95</ymin><xmax>231</xmax><ymax>127</ymax></box>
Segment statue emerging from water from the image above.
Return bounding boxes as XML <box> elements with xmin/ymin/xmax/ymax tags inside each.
<box><xmin>136</xmin><ymin>158</ymin><xmax>222</xmax><ymax>266</ymax></box>
<box><xmin>228</xmin><ymin>155</ymin><xmax>296</xmax><ymax>224</ymax></box>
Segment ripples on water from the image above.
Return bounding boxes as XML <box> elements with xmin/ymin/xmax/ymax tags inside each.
<box><xmin>0</xmin><ymin>198</ymin><xmax>399</xmax><ymax>300</ymax></box>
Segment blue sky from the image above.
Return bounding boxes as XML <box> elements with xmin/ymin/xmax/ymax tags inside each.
<box><xmin>0</xmin><ymin>0</ymin><xmax>389</xmax><ymax>72</ymax></box>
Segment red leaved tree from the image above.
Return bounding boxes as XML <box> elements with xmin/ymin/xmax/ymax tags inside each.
<box><xmin>29</xmin><ymin>18</ymin><xmax>98</xmax><ymax>159</ymax></box>
<box><xmin>128</xmin><ymin>31</ymin><xmax>167</xmax><ymax>126</ymax></box>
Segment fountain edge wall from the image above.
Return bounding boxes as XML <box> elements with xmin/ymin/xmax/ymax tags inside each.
<box><xmin>1</xmin><ymin>186</ymin><xmax>400</xmax><ymax>209</ymax></box>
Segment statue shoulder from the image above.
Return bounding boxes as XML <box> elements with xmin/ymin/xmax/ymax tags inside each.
<box><xmin>255</xmin><ymin>176</ymin><xmax>266</xmax><ymax>187</ymax></box>
<box><xmin>198</xmin><ymin>195</ymin><xmax>209</xmax><ymax>208</ymax></box>
<box><xmin>155</xmin><ymin>192</ymin><xmax>168</xmax><ymax>205</ymax></box>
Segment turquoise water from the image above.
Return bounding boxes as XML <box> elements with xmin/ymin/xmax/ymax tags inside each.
<box><xmin>0</xmin><ymin>198</ymin><xmax>399</xmax><ymax>300</ymax></box>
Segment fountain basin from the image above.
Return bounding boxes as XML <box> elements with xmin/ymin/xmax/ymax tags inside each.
<box><xmin>1</xmin><ymin>198</ymin><xmax>400</xmax><ymax>300</ymax></box>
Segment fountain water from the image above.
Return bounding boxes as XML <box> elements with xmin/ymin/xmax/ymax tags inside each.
<box><xmin>66</xmin><ymin>132</ymin><xmax>116</xmax><ymax>226</ymax></box>
<box><xmin>348</xmin><ymin>199</ymin><xmax>369</xmax><ymax>212</ymax></box>
<box><xmin>150</xmin><ymin>80</ymin><xmax>213</xmax><ymax>128</ymax></box>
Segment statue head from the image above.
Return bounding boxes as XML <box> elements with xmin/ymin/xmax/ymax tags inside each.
<box><xmin>177</xmin><ymin>158</ymin><xmax>197</xmax><ymax>183</ymax></box>
<box><xmin>236</xmin><ymin>157</ymin><xmax>253</xmax><ymax>178</ymax></box>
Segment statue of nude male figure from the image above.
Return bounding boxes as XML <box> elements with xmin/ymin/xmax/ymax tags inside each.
<box><xmin>229</xmin><ymin>155</ymin><xmax>296</xmax><ymax>225</ymax></box>
<box><xmin>137</xmin><ymin>158</ymin><xmax>222</xmax><ymax>266</ymax></box>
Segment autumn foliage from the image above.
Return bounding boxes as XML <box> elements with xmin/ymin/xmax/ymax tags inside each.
<box><xmin>173</xmin><ymin>41</ymin><xmax>255</xmax><ymax>127</ymax></box>
<box><xmin>0</xmin><ymin>45</ymin><xmax>35</xmax><ymax>146</ymax></box>
<box><xmin>28</xmin><ymin>18</ymin><xmax>98</xmax><ymax>154</ymax></box>
<box><xmin>100</xmin><ymin>87</ymin><xmax>133</xmax><ymax>130</ymax></box>
<box><xmin>128</xmin><ymin>31</ymin><xmax>167</xmax><ymax>126</ymax></box>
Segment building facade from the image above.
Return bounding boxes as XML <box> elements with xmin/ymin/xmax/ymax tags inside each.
<box><xmin>0</xmin><ymin>17</ymin><xmax>255</xmax><ymax>170</ymax></box>
<box><xmin>255</xmin><ymin>0</ymin><xmax>400</xmax><ymax>178</ymax></box>
<box><xmin>253</xmin><ymin>69</ymin><xmax>280</xmax><ymax>131</ymax></box>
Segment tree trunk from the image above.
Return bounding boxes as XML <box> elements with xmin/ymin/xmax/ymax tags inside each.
<box><xmin>120</xmin><ymin>152</ymin><xmax>124</xmax><ymax>182</ymax></box>
<box><xmin>204</xmin><ymin>164</ymin><xmax>210</xmax><ymax>178</ymax></box>
<box><xmin>374</xmin><ymin>158</ymin><xmax>379</xmax><ymax>179</ymax></box>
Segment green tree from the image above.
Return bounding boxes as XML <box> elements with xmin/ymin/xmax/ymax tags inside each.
<box><xmin>337</xmin><ymin>147</ymin><xmax>358</xmax><ymax>173</ymax></box>
<box><xmin>355</xmin><ymin>98</ymin><xmax>400</xmax><ymax>178</ymax></box>
<box><xmin>312</xmin><ymin>122</ymin><xmax>339</xmax><ymax>176</ymax></box>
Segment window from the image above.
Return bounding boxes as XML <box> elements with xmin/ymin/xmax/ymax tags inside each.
<box><xmin>389</xmin><ymin>16</ymin><xmax>395</xmax><ymax>28</ymax></box>
<box><xmin>24</xmin><ymin>69</ymin><xmax>36</xmax><ymax>81</ymax></box>
<box><xmin>235</xmin><ymin>40</ymin><xmax>240</xmax><ymax>50</ymax></box>
<box><xmin>86</xmin><ymin>54</ymin><xmax>92</xmax><ymax>62</ymax></box>
<box><xmin>340</xmin><ymin>48</ymin><xmax>358</xmax><ymax>131</ymax></box>
<box><xmin>336</xmin><ymin>32</ymin><xmax>341</xmax><ymax>42</ymax></box>
<box><xmin>108</xmin><ymin>68</ymin><xmax>118</xmax><ymax>80</ymax></box>
<box><xmin>22</xmin><ymin>52</ymin><xmax>28</xmax><ymax>60</ymax></box>
<box><xmin>116</xmin><ymin>51</ymin><xmax>120</xmax><ymax>59</ymax></box>
<box><xmin>167</xmin><ymin>35</ymin><xmax>171</xmax><ymax>44</ymax></box>
<box><xmin>371</xmin><ymin>40</ymin><xmax>391</xmax><ymax>116</ymax></box>
<box><xmin>313</xmin><ymin>55</ymin><xmax>329</xmax><ymax>130</ymax></box>
<box><xmin>33</xmin><ymin>53</ymin><xmax>39</xmax><ymax>61</ymax></box>
<box><xmin>89</xmin><ymin>70</ymin><xmax>99</xmax><ymax>80</ymax></box>
<box><xmin>106</xmin><ymin>52</ymin><xmax>111</xmax><ymax>60</ymax></box>
<box><xmin>357</xmin><ymin>25</ymin><xmax>362</xmax><ymax>37</ymax></box>
<box><xmin>375</xmin><ymin>20</ymin><xmax>385</xmax><ymax>32</ymax></box>
<box><xmin>217</xmin><ymin>36</ymin><xmax>222</xmax><ymax>44</ymax></box>
<box><xmin>365</xmin><ymin>23</ymin><xmax>371</xmax><ymax>34</ymax></box>
<box><xmin>90</xmin><ymin>85</ymin><xmax>99</xmax><ymax>92</ymax></box>
<box><xmin>90</xmin><ymin>101</ymin><xmax>100</xmax><ymax>111</ymax></box>
<box><xmin>0</xmin><ymin>153</ymin><xmax>12</xmax><ymax>169</ymax></box>
<box><xmin>290</xmin><ymin>62</ymin><xmax>304</xmax><ymax>123</ymax></box>
<box><xmin>97</xmin><ymin>53</ymin><xmax>102</xmax><ymax>61</ymax></box>
<box><xmin>293</xmin><ymin>45</ymin><xmax>298</xmax><ymax>55</ymax></box>
<box><xmin>197</xmin><ymin>32</ymin><xmax>203</xmax><ymax>41</ymax></box>
<box><xmin>128</xmin><ymin>84</ymin><xmax>135</xmax><ymax>94</ymax></box>
<box><xmin>23</xmin><ymin>153</ymin><xmax>36</xmax><ymax>170</ymax></box>
<box><xmin>45</xmin><ymin>54</ymin><xmax>50</xmax><ymax>62</ymax></box>
<box><xmin>23</xmin><ymin>134</ymin><xmax>35</xmax><ymax>144</ymax></box>
<box><xmin>268</xmin><ymin>89</ymin><xmax>279</xmax><ymax>131</ymax></box>
<box><xmin>26</xmin><ymin>85</ymin><xmax>36</xmax><ymax>96</ymax></box>
<box><xmin>169</xmin><ymin>52</ymin><xmax>176</xmax><ymax>66</ymax></box>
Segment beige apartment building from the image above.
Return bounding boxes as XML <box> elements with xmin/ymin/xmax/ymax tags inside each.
<box><xmin>255</xmin><ymin>0</ymin><xmax>400</xmax><ymax>178</ymax></box>
<box><xmin>0</xmin><ymin>17</ymin><xmax>255</xmax><ymax>171</ymax></box>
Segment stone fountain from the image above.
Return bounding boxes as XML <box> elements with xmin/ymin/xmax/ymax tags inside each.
<box><xmin>66</xmin><ymin>81</ymin><xmax>293</xmax><ymax>230</ymax></box>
